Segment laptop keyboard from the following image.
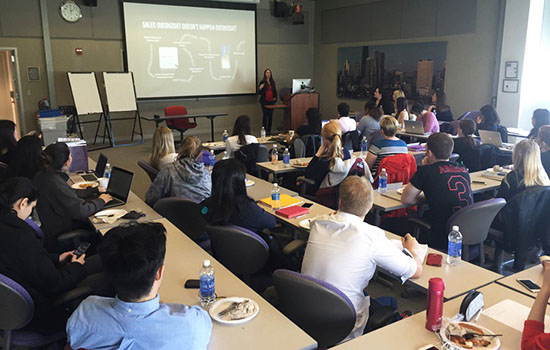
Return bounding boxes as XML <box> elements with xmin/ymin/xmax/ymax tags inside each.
<box><xmin>81</xmin><ymin>174</ymin><xmax>98</xmax><ymax>182</ymax></box>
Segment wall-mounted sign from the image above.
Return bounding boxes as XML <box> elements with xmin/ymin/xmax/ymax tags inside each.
<box><xmin>502</xmin><ymin>79</ymin><xmax>519</xmax><ymax>93</ymax></box>
<box><xmin>505</xmin><ymin>61</ymin><xmax>519</xmax><ymax>79</ymax></box>
<box><xmin>27</xmin><ymin>66</ymin><xmax>40</xmax><ymax>81</ymax></box>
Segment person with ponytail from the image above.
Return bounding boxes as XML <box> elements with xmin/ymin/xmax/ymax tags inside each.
<box><xmin>0</xmin><ymin>177</ymin><xmax>90</xmax><ymax>333</ymax></box>
<box><xmin>453</xmin><ymin>119</ymin><xmax>481</xmax><ymax>165</ymax></box>
<box><xmin>34</xmin><ymin>142</ymin><xmax>112</xmax><ymax>242</ymax></box>
<box><xmin>366</xmin><ymin>116</ymin><xmax>408</xmax><ymax>176</ymax></box>
<box><xmin>496</xmin><ymin>140</ymin><xmax>550</xmax><ymax>201</ymax></box>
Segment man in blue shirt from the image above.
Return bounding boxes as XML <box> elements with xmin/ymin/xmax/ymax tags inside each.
<box><xmin>66</xmin><ymin>222</ymin><xmax>212</xmax><ymax>350</ymax></box>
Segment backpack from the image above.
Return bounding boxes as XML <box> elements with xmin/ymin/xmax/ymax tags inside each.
<box><xmin>234</xmin><ymin>143</ymin><xmax>260</xmax><ymax>176</ymax></box>
<box><xmin>315</xmin><ymin>158</ymin><xmax>367</xmax><ymax>210</ymax></box>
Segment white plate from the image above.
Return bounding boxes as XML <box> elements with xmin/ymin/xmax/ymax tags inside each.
<box><xmin>209</xmin><ymin>297</ymin><xmax>259</xmax><ymax>325</ymax></box>
<box><xmin>291</xmin><ymin>161</ymin><xmax>309</xmax><ymax>168</ymax></box>
<box><xmin>439</xmin><ymin>321</ymin><xmax>500</xmax><ymax>350</ymax></box>
<box><xmin>299</xmin><ymin>218</ymin><xmax>312</xmax><ymax>230</ymax></box>
<box><xmin>94</xmin><ymin>209</ymin><xmax>127</xmax><ymax>218</ymax></box>
<box><xmin>245</xmin><ymin>180</ymin><xmax>255</xmax><ymax>187</ymax></box>
<box><xmin>71</xmin><ymin>181</ymin><xmax>98</xmax><ymax>190</ymax></box>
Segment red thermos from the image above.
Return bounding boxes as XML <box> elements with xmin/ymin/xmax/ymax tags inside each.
<box><xmin>426</xmin><ymin>277</ymin><xmax>445</xmax><ymax>331</ymax></box>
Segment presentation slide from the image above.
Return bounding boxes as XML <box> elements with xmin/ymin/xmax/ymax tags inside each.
<box><xmin>123</xmin><ymin>2</ymin><xmax>257</xmax><ymax>99</ymax></box>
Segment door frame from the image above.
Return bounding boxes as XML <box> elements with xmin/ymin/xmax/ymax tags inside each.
<box><xmin>0</xmin><ymin>47</ymin><xmax>26</xmax><ymax>134</ymax></box>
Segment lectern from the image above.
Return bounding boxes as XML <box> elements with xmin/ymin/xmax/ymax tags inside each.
<box><xmin>265</xmin><ymin>92</ymin><xmax>320</xmax><ymax>132</ymax></box>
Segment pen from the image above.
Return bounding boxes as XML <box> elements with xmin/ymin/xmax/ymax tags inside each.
<box><xmin>294</xmin><ymin>214</ymin><xmax>307</xmax><ymax>219</ymax></box>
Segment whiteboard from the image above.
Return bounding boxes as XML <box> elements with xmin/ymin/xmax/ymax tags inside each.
<box><xmin>103</xmin><ymin>72</ymin><xmax>138</xmax><ymax>112</ymax></box>
<box><xmin>67</xmin><ymin>72</ymin><xmax>103</xmax><ymax>115</ymax></box>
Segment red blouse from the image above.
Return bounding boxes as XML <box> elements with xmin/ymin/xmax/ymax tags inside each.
<box><xmin>523</xmin><ymin>320</ymin><xmax>550</xmax><ymax>350</ymax></box>
<box><xmin>265</xmin><ymin>84</ymin><xmax>274</xmax><ymax>102</ymax></box>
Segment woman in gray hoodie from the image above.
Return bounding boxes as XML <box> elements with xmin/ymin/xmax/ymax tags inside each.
<box><xmin>145</xmin><ymin>136</ymin><xmax>211</xmax><ymax>206</ymax></box>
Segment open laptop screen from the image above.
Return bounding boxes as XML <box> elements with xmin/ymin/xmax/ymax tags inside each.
<box><xmin>94</xmin><ymin>153</ymin><xmax>108</xmax><ymax>177</ymax></box>
<box><xmin>107</xmin><ymin>167</ymin><xmax>134</xmax><ymax>201</ymax></box>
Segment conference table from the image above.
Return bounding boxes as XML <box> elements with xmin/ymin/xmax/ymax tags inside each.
<box><xmin>497</xmin><ymin>265</ymin><xmax>544</xmax><ymax>299</ymax></box>
<box><xmin>332</xmin><ymin>283</ymin><xmax>527</xmax><ymax>350</ymax></box>
<box><xmin>202</xmin><ymin>136</ymin><xmax>279</xmax><ymax>152</ymax></box>
<box><xmin>142</xmin><ymin>112</ymin><xmax>228</xmax><ymax>142</ymax></box>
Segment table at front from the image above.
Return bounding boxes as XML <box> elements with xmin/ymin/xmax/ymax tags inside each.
<box><xmin>332</xmin><ymin>283</ymin><xmax>525</xmax><ymax>350</ymax></box>
<box><xmin>202</xmin><ymin>136</ymin><xmax>279</xmax><ymax>152</ymax></box>
<box><xmin>142</xmin><ymin>113</ymin><xmax>228</xmax><ymax>142</ymax></box>
<box><xmin>155</xmin><ymin>218</ymin><xmax>317</xmax><ymax>350</ymax></box>
<box><xmin>497</xmin><ymin>265</ymin><xmax>544</xmax><ymax>299</ymax></box>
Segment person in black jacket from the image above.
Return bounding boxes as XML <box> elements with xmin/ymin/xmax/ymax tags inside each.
<box><xmin>6</xmin><ymin>134</ymin><xmax>43</xmax><ymax>180</ymax></box>
<box><xmin>200</xmin><ymin>159</ymin><xmax>276</xmax><ymax>233</ymax></box>
<box><xmin>258</xmin><ymin>68</ymin><xmax>277</xmax><ymax>134</ymax></box>
<box><xmin>0</xmin><ymin>119</ymin><xmax>17</xmax><ymax>166</ymax></box>
<box><xmin>34</xmin><ymin>142</ymin><xmax>111</xmax><ymax>246</ymax></box>
<box><xmin>528</xmin><ymin>108</ymin><xmax>550</xmax><ymax>139</ymax></box>
<box><xmin>476</xmin><ymin>104</ymin><xmax>501</xmax><ymax>134</ymax></box>
<box><xmin>0</xmin><ymin>177</ymin><xmax>96</xmax><ymax>333</ymax></box>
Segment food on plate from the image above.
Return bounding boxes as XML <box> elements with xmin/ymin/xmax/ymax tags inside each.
<box><xmin>445</xmin><ymin>322</ymin><xmax>495</xmax><ymax>349</ymax></box>
<box><xmin>292</xmin><ymin>161</ymin><xmax>309</xmax><ymax>167</ymax></box>
<box><xmin>79</xmin><ymin>183</ymin><xmax>96</xmax><ymax>189</ymax></box>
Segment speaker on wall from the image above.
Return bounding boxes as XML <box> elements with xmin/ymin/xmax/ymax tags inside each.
<box><xmin>84</xmin><ymin>0</ymin><xmax>97</xmax><ymax>6</ymax></box>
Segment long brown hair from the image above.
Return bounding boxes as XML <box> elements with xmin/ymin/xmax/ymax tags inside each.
<box><xmin>232</xmin><ymin>115</ymin><xmax>252</xmax><ymax>145</ymax></box>
<box><xmin>177</xmin><ymin>136</ymin><xmax>202</xmax><ymax>160</ymax></box>
<box><xmin>150</xmin><ymin>127</ymin><xmax>175</xmax><ymax>169</ymax></box>
<box><xmin>320</xmin><ymin>120</ymin><xmax>343</xmax><ymax>168</ymax></box>
<box><xmin>459</xmin><ymin>119</ymin><xmax>477</xmax><ymax>151</ymax></box>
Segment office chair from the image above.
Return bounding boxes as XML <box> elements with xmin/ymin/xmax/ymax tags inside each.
<box><xmin>164</xmin><ymin>106</ymin><xmax>197</xmax><ymax>142</ymax></box>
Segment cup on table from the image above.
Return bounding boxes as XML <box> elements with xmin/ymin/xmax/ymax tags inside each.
<box><xmin>98</xmin><ymin>177</ymin><xmax>109</xmax><ymax>189</ymax></box>
<box><xmin>289</xmin><ymin>130</ymin><xmax>295</xmax><ymax>138</ymax></box>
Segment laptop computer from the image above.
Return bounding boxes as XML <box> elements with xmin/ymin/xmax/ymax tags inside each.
<box><xmin>102</xmin><ymin>166</ymin><xmax>134</xmax><ymax>209</ymax></box>
<box><xmin>479</xmin><ymin>130</ymin><xmax>514</xmax><ymax>150</ymax></box>
<box><xmin>404</xmin><ymin>120</ymin><xmax>427</xmax><ymax>135</ymax></box>
<box><xmin>80</xmin><ymin>153</ymin><xmax>108</xmax><ymax>182</ymax></box>
<box><xmin>457</xmin><ymin>111</ymin><xmax>481</xmax><ymax>121</ymax></box>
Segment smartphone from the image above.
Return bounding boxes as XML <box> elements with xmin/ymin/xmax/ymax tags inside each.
<box><xmin>184</xmin><ymin>279</ymin><xmax>200</xmax><ymax>289</ymax></box>
<box><xmin>302</xmin><ymin>203</ymin><xmax>313</xmax><ymax>209</ymax></box>
<box><xmin>517</xmin><ymin>279</ymin><xmax>541</xmax><ymax>293</ymax></box>
<box><xmin>426</xmin><ymin>253</ymin><xmax>443</xmax><ymax>267</ymax></box>
<box><xmin>73</xmin><ymin>242</ymin><xmax>91</xmax><ymax>258</ymax></box>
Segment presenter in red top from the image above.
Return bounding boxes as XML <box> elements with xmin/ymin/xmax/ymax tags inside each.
<box><xmin>258</xmin><ymin>68</ymin><xmax>278</xmax><ymax>135</ymax></box>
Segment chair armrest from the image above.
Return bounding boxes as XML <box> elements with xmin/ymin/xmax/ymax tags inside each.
<box><xmin>282</xmin><ymin>239</ymin><xmax>307</xmax><ymax>255</ymax></box>
<box><xmin>296</xmin><ymin>176</ymin><xmax>315</xmax><ymax>186</ymax></box>
<box><xmin>53</xmin><ymin>286</ymin><xmax>93</xmax><ymax>308</ymax></box>
<box><xmin>408</xmin><ymin>217</ymin><xmax>432</xmax><ymax>231</ymax></box>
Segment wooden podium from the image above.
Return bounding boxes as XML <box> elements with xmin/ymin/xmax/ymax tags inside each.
<box><xmin>266</xmin><ymin>93</ymin><xmax>319</xmax><ymax>132</ymax></box>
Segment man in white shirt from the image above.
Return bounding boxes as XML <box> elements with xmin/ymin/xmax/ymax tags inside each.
<box><xmin>301</xmin><ymin>176</ymin><xmax>423</xmax><ymax>340</ymax></box>
<box><xmin>336</xmin><ymin>103</ymin><xmax>357</xmax><ymax>134</ymax></box>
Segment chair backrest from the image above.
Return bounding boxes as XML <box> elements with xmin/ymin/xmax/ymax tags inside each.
<box><xmin>300</xmin><ymin>134</ymin><xmax>322</xmax><ymax>157</ymax></box>
<box><xmin>447</xmin><ymin>198</ymin><xmax>506</xmax><ymax>246</ymax></box>
<box><xmin>342</xmin><ymin>131</ymin><xmax>360</xmax><ymax>151</ymax></box>
<box><xmin>477</xmin><ymin>144</ymin><xmax>499</xmax><ymax>171</ymax></box>
<box><xmin>257</xmin><ymin>144</ymin><xmax>269</xmax><ymax>163</ymax></box>
<box><xmin>137</xmin><ymin>160</ymin><xmax>159</xmax><ymax>182</ymax></box>
<box><xmin>0</xmin><ymin>274</ymin><xmax>34</xmax><ymax>331</ymax></box>
<box><xmin>374</xmin><ymin>153</ymin><xmax>417</xmax><ymax>189</ymax></box>
<box><xmin>498</xmin><ymin>125</ymin><xmax>508</xmax><ymax>143</ymax></box>
<box><xmin>273</xmin><ymin>269</ymin><xmax>356</xmax><ymax>348</ymax></box>
<box><xmin>234</xmin><ymin>143</ymin><xmax>261</xmax><ymax>175</ymax></box>
<box><xmin>153</xmin><ymin>197</ymin><xmax>207</xmax><ymax>242</ymax></box>
<box><xmin>164</xmin><ymin>105</ymin><xmax>191</xmax><ymax>129</ymax></box>
<box><xmin>292</xmin><ymin>138</ymin><xmax>306</xmax><ymax>158</ymax></box>
<box><xmin>279</xmin><ymin>87</ymin><xmax>292</xmax><ymax>104</ymax></box>
<box><xmin>206</xmin><ymin>225</ymin><xmax>269</xmax><ymax>275</ymax></box>
<box><xmin>25</xmin><ymin>218</ymin><xmax>45</xmax><ymax>241</ymax></box>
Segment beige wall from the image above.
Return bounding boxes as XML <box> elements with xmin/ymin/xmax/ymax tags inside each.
<box><xmin>313</xmin><ymin>0</ymin><xmax>501</xmax><ymax>119</ymax></box>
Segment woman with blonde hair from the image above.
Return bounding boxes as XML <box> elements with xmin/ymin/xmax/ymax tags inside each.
<box><xmin>366</xmin><ymin>116</ymin><xmax>408</xmax><ymax>176</ymax></box>
<box><xmin>304</xmin><ymin>121</ymin><xmax>372</xmax><ymax>195</ymax></box>
<box><xmin>496</xmin><ymin>140</ymin><xmax>550</xmax><ymax>201</ymax></box>
<box><xmin>149</xmin><ymin>126</ymin><xmax>177</xmax><ymax>169</ymax></box>
<box><xmin>146</xmin><ymin>136</ymin><xmax>212</xmax><ymax>206</ymax></box>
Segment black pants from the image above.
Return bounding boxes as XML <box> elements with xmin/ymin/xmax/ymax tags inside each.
<box><xmin>262</xmin><ymin>102</ymin><xmax>275</xmax><ymax>134</ymax></box>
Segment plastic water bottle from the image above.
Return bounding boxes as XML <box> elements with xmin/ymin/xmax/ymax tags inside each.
<box><xmin>104</xmin><ymin>163</ymin><xmax>112</xmax><ymax>179</ymax></box>
<box><xmin>271</xmin><ymin>144</ymin><xmax>278</xmax><ymax>164</ymax></box>
<box><xmin>361</xmin><ymin>136</ymin><xmax>368</xmax><ymax>157</ymax></box>
<box><xmin>271</xmin><ymin>183</ymin><xmax>281</xmax><ymax>210</ymax></box>
<box><xmin>222</xmin><ymin>151</ymin><xmax>229</xmax><ymax>160</ymax></box>
<box><xmin>261</xmin><ymin>126</ymin><xmax>266</xmax><ymax>140</ymax></box>
<box><xmin>199</xmin><ymin>259</ymin><xmax>215</xmax><ymax>307</ymax></box>
<box><xmin>209</xmin><ymin>150</ymin><xmax>216</xmax><ymax>168</ymax></box>
<box><xmin>447</xmin><ymin>226</ymin><xmax>462</xmax><ymax>265</ymax></box>
<box><xmin>222</xmin><ymin>129</ymin><xmax>229</xmax><ymax>143</ymax></box>
<box><xmin>283</xmin><ymin>148</ymin><xmax>290</xmax><ymax>168</ymax></box>
<box><xmin>378</xmin><ymin>168</ymin><xmax>387</xmax><ymax>193</ymax></box>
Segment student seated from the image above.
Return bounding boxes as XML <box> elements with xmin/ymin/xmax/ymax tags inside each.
<box><xmin>453</xmin><ymin>119</ymin><xmax>481</xmax><ymax>164</ymax></box>
<box><xmin>395</xmin><ymin>97</ymin><xmax>411</xmax><ymax>127</ymax></box>
<box><xmin>0</xmin><ymin>177</ymin><xmax>104</xmax><ymax>334</ymax></box>
<box><xmin>304</xmin><ymin>120</ymin><xmax>353</xmax><ymax>195</ymax></box>
<box><xmin>428</xmin><ymin>91</ymin><xmax>453</xmax><ymax>122</ymax></box>
<box><xmin>34</xmin><ymin>142</ymin><xmax>111</xmax><ymax>244</ymax></box>
<box><xmin>522</xmin><ymin>259</ymin><xmax>550</xmax><ymax>350</ymax></box>
<box><xmin>67</xmin><ymin>222</ymin><xmax>212</xmax><ymax>350</ymax></box>
<box><xmin>201</xmin><ymin>159</ymin><xmax>276</xmax><ymax>233</ymax></box>
<box><xmin>286</xmin><ymin>107</ymin><xmax>321</xmax><ymax>144</ymax></box>
<box><xmin>529</xmin><ymin>108</ymin><xmax>550</xmax><ymax>139</ymax></box>
<box><xmin>366</xmin><ymin>116</ymin><xmax>408</xmax><ymax>176</ymax></box>
<box><xmin>336</xmin><ymin>102</ymin><xmax>357</xmax><ymax>133</ymax></box>
<box><xmin>146</xmin><ymin>136</ymin><xmax>212</xmax><ymax>206</ymax></box>
<box><xmin>496</xmin><ymin>140</ymin><xmax>550</xmax><ymax>201</ymax></box>
<box><xmin>0</xmin><ymin>119</ymin><xmax>17</xmax><ymax>165</ymax></box>
<box><xmin>6</xmin><ymin>134</ymin><xmax>43</xmax><ymax>180</ymax></box>
<box><xmin>476</xmin><ymin>104</ymin><xmax>501</xmax><ymax>134</ymax></box>
<box><xmin>358</xmin><ymin>100</ymin><xmax>382</xmax><ymax>142</ymax></box>
<box><xmin>401</xmin><ymin>133</ymin><xmax>473</xmax><ymax>249</ymax></box>
<box><xmin>536</xmin><ymin>125</ymin><xmax>550</xmax><ymax>177</ymax></box>
<box><xmin>301</xmin><ymin>176</ymin><xmax>423</xmax><ymax>340</ymax></box>
<box><xmin>410</xmin><ymin>102</ymin><xmax>439</xmax><ymax>134</ymax></box>
<box><xmin>226</xmin><ymin>115</ymin><xmax>258</xmax><ymax>158</ymax></box>
<box><xmin>150</xmin><ymin>126</ymin><xmax>178</xmax><ymax>170</ymax></box>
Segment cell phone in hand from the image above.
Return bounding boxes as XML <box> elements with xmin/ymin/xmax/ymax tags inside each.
<box><xmin>426</xmin><ymin>253</ymin><xmax>442</xmax><ymax>267</ymax></box>
<box><xmin>184</xmin><ymin>279</ymin><xmax>200</xmax><ymax>289</ymax></box>
<box><xmin>517</xmin><ymin>279</ymin><xmax>541</xmax><ymax>293</ymax></box>
<box><xmin>73</xmin><ymin>242</ymin><xmax>91</xmax><ymax>258</ymax></box>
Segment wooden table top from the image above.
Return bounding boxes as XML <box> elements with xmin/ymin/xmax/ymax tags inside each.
<box><xmin>497</xmin><ymin>265</ymin><xmax>544</xmax><ymax>299</ymax></box>
<box><xmin>333</xmin><ymin>283</ymin><xmax>526</xmax><ymax>350</ymax></box>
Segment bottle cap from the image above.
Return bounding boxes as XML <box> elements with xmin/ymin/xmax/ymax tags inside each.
<box><xmin>285</xmin><ymin>148</ymin><xmax>288</xmax><ymax>151</ymax></box>
<box><xmin>428</xmin><ymin>277</ymin><xmax>445</xmax><ymax>290</ymax></box>
<box><xmin>203</xmin><ymin>259</ymin><xmax>211</xmax><ymax>267</ymax></box>
<box><xmin>452</xmin><ymin>225</ymin><xmax>459</xmax><ymax>231</ymax></box>
<box><xmin>274</xmin><ymin>183</ymin><xmax>278</xmax><ymax>187</ymax></box>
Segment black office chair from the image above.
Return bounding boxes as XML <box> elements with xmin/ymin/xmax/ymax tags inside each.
<box><xmin>300</xmin><ymin>134</ymin><xmax>322</xmax><ymax>157</ymax></box>
<box><xmin>137</xmin><ymin>160</ymin><xmax>159</xmax><ymax>182</ymax></box>
<box><xmin>342</xmin><ymin>130</ymin><xmax>360</xmax><ymax>151</ymax></box>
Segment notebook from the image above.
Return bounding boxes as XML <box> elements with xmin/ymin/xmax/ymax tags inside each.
<box><xmin>275</xmin><ymin>205</ymin><xmax>309</xmax><ymax>219</ymax></box>
<box><xmin>260</xmin><ymin>194</ymin><xmax>302</xmax><ymax>209</ymax></box>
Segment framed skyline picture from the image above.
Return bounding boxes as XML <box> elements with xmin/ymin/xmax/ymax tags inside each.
<box><xmin>337</xmin><ymin>41</ymin><xmax>447</xmax><ymax>102</ymax></box>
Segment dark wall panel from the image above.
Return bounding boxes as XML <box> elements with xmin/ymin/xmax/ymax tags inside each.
<box><xmin>91</xmin><ymin>1</ymin><xmax>123</xmax><ymax>40</ymax></box>
<box><xmin>0</xmin><ymin>0</ymin><xmax>42</xmax><ymax>37</ymax></box>
<box><xmin>258</xmin><ymin>9</ymin><xmax>309</xmax><ymax>44</ymax></box>
<box><xmin>402</xmin><ymin>0</ymin><xmax>437</xmax><ymax>38</ymax></box>
<box><xmin>436</xmin><ymin>0</ymin><xmax>477</xmax><ymax>36</ymax></box>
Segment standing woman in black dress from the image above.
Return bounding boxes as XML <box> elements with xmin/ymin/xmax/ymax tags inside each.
<box><xmin>258</xmin><ymin>69</ymin><xmax>277</xmax><ymax>134</ymax></box>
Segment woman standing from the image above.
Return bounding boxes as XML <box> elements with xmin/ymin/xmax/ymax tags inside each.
<box><xmin>258</xmin><ymin>69</ymin><xmax>277</xmax><ymax>135</ymax></box>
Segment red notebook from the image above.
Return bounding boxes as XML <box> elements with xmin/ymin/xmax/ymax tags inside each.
<box><xmin>275</xmin><ymin>205</ymin><xmax>309</xmax><ymax>219</ymax></box>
